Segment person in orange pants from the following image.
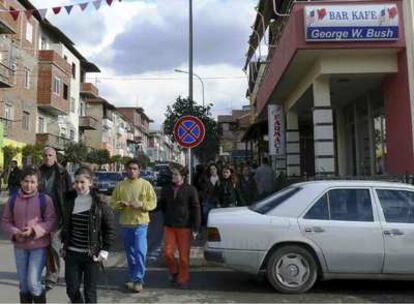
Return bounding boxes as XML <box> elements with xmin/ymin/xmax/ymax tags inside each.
<box><xmin>159</xmin><ymin>165</ymin><xmax>201</xmax><ymax>288</ymax></box>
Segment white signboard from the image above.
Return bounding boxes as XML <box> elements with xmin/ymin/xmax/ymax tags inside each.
<box><xmin>304</xmin><ymin>4</ymin><xmax>399</xmax><ymax>42</ymax></box>
<box><xmin>268</xmin><ymin>105</ymin><xmax>285</xmax><ymax>156</ymax></box>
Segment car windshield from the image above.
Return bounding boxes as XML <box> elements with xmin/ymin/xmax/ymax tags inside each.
<box><xmin>95</xmin><ymin>172</ymin><xmax>121</xmax><ymax>181</ymax></box>
<box><xmin>249</xmin><ymin>187</ymin><xmax>302</xmax><ymax>214</ymax></box>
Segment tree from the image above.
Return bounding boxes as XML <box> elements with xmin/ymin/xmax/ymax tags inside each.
<box><xmin>163</xmin><ymin>96</ymin><xmax>219</xmax><ymax>163</ymax></box>
<box><xmin>3</xmin><ymin>145</ymin><xmax>20</xmax><ymax>169</ymax></box>
<box><xmin>22</xmin><ymin>144</ymin><xmax>44</xmax><ymax>166</ymax></box>
<box><xmin>110</xmin><ymin>154</ymin><xmax>123</xmax><ymax>171</ymax></box>
<box><xmin>137</xmin><ymin>152</ymin><xmax>150</xmax><ymax>169</ymax></box>
<box><xmin>87</xmin><ymin>149</ymin><xmax>111</xmax><ymax>168</ymax></box>
<box><xmin>63</xmin><ymin>142</ymin><xmax>88</xmax><ymax>165</ymax></box>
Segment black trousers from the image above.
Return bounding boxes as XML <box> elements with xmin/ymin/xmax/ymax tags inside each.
<box><xmin>65</xmin><ymin>251</ymin><xmax>99</xmax><ymax>303</ymax></box>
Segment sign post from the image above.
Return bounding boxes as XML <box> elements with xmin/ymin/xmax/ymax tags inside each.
<box><xmin>173</xmin><ymin>115</ymin><xmax>206</xmax><ymax>184</ymax></box>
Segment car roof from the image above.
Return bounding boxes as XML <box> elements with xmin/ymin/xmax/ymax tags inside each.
<box><xmin>292</xmin><ymin>180</ymin><xmax>414</xmax><ymax>190</ymax></box>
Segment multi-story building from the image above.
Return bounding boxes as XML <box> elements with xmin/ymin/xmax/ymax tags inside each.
<box><xmin>148</xmin><ymin>129</ymin><xmax>185</xmax><ymax>164</ymax></box>
<box><xmin>245</xmin><ymin>0</ymin><xmax>411</xmax><ymax>177</ymax></box>
<box><xmin>0</xmin><ymin>0</ymin><xmax>40</xmax><ymax>167</ymax></box>
<box><xmin>83</xmin><ymin>97</ymin><xmax>115</xmax><ymax>155</ymax></box>
<box><xmin>218</xmin><ymin>106</ymin><xmax>253</xmax><ymax>162</ymax></box>
<box><xmin>113</xmin><ymin>111</ymin><xmax>128</xmax><ymax>157</ymax></box>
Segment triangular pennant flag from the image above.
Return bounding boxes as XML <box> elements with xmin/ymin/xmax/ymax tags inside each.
<box><xmin>37</xmin><ymin>8</ymin><xmax>47</xmax><ymax>20</ymax></box>
<box><xmin>93</xmin><ymin>0</ymin><xmax>102</xmax><ymax>10</ymax></box>
<box><xmin>52</xmin><ymin>7</ymin><xmax>62</xmax><ymax>15</ymax></box>
<box><xmin>9</xmin><ymin>9</ymin><xmax>20</xmax><ymax>21</ymax></box>
<box><xmin>106</xmin><ymin>0</ymin><xmax>113</xmax><ymax>6</ymax></box>
<box><xmin>64</xmin><ymin>5</ymin><xmax>73</xmax><ymax>15</ymax></box>
<box><xmin>79</xmin><ymin>2</ymin><xmax>88</xmax><ymax>11</ymax></box>
<box><xmin>25</xmin><ymin>9</ymin><xmax>33</xmax><ymax>20</ymax></box>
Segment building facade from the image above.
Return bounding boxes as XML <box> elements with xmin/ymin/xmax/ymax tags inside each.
<box><xmin>246</xmin><ymin>0</ymin><xmax>412</xmax><ymax>177</ymax></box>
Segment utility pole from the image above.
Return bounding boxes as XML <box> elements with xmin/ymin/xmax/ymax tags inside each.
<box><xmin>188</xmin><ymin>0</ymin><xmax>194</xmax><ymax>184</ymax></box>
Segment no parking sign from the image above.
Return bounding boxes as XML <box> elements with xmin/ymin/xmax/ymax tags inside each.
<box><xmin>173</xmin><ymin>115</ymin><xmax>206</xmax><ymax>149</ymax></box>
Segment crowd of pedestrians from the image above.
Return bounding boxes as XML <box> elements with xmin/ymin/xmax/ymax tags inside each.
<box><xmin>1</xmin><ymin>148</ymin><xmax>279</xmax><ymax>303</ymax></box>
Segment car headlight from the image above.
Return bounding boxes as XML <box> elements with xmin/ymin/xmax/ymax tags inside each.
<box><xmin>207</xmin><ymin>227</ymin><xmax>221</xmax><ymax>242</ymax></box>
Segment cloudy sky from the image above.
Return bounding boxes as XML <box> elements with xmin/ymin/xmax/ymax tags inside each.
<box><xmin>31</xmin><ymin>0</ymin><xmax>257</xmax><ymax>128</ymax></box>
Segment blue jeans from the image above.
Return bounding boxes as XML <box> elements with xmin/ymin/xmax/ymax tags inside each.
<box><xmin>14</xmin><ymin>247</ymin><xmax>46</xmax><ymax>296</ymax></box>
<box><xmin>121</xmin><ymin>225</ymin><xmax>148</xmax><ymax>284</ymax></box>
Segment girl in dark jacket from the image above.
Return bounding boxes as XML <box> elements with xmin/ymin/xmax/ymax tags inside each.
<box><xmin>218</xmin><ymin>166</ymin><xmax>244</xmax><ymax>207</ymax></box>
<box><xmin>160</xmin><ymin>165</ymin><xmax>201</xmax><ymax>288</ymax></box>
<box><xmin>61</xmin><ymin>167</ymin><xmax>116</xmax><ymax>303</ymax></box>
<box><xmin>201</xmin><ymin>163</ymin><xmax>220</xmax><ymax>224</ymax></box>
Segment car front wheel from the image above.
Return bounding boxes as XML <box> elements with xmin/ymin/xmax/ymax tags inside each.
<box><xmin>266</xmin><ymin>245</ymin><xmax>317</xmax><ymax>294</ymax></box>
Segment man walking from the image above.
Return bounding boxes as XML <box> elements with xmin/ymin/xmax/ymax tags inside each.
<box><xmin>254</xmin><ymin>157</ymin><xmax>276</xmax><ymax>199</ymax></box>
<box><xmin>39</xmin><ymin>147</ymin><xmax>72</xmax><ymax>290</ymax></box>
<box><xmin>7</xmin><ymin>160</ymin><xmax>22</xmax><ymax>195</ymax></box>
<box><xmin>111</xmin><ymin>159</ymin><xmax>157</xmax><ymax>293</ymax></box>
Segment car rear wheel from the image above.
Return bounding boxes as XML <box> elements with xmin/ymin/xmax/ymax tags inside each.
<box><xmin>266</xmin><ymin>245</ymin><xmax>317</xmax><ymax>294</ymax></box>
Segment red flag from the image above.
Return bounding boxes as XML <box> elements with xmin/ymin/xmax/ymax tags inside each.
<box><xmin>106</xmin><ymin>0</ymin><xmax>113</xmax><ymax>6</ymax></box>
<box><xmin>52</xmin><ymin>7</ymin><xmax>62</xmax><ymax>15</ymax></box>
<box><xmin>25</xmin><ymin>10</ymin><xmax>33</xmax><ymax>20</ymax></box>
<box><xmin>79</xmin><ymin>2</ymin><xmax>88</xmax><ymax>11</ymax></box>
<box><xmin>9</xmin><ymin>9</ymin><xmax>20</xmax><ymax>21</ymax></box>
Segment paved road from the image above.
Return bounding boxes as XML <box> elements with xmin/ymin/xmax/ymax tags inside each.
<box><xmin>2</xmin><ymin>197</ymin><xmax>414</xmax><ymax>302</ymax></box>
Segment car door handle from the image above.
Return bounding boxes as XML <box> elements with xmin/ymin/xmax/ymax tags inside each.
<box><xmin>384</xmin><ymin>229</ymin><xmax>404</xmax><ymax>236</ymax></box>
<box><xmin>304</xmin><ymin>227</ymin><xmax>325</xmax><ymax>233</ymax></box>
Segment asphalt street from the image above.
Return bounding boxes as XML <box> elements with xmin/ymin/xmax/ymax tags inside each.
<box><xmin>1</xmin><ymin>195</ymin><xmax>414</xmax><ymax>302</ymax></box>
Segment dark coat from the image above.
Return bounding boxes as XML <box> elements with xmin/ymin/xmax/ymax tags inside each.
<box><xmin>61</xmin><ymin>190</ymin><xmax>116</xmax><ymax>257</ymax></box>
<box><xmin>218</xmin><ymin>178</ymin><xmax>244</xmax><ymax>207</ymax></box>
<box><xmin>39</xmin><ymin>163</ymin><xmax>72</xmax><ymax>227</ymax></box>
<box><xmin>8</xmin><ymin>167</ymin><xmax>22</xmax><ymax>190</ymax></box>
<box><xmin>238</xmin><ymin>175</ymin><xmax>258</xmax><ymax>206</ymax></box>
<box><xmin>160</xmin><ymin>183</ymin><xmax>201</xmax><ymax>231</ymax></box>
<box><xmin>202</xmin><ymin>176</ymin><xmax>220</xmax><ymax>207</ymax></box>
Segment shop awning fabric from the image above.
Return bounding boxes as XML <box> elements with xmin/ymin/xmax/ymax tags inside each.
<box><xmin>241</xmin><ymin>120</ymin><xmax>268</xmax><ymax>142</ymax></box>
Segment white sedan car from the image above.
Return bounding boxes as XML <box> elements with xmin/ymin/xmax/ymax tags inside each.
<box><xmin>205</xmin><ymin>180</ymin><xmax>414</xmax><ymax>294</ymax></box>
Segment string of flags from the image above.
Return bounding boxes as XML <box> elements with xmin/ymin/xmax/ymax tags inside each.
<box><xmin>2</xmin><ymin>0</ymin><xmax>123</xmax><ymax>21</ymax></box>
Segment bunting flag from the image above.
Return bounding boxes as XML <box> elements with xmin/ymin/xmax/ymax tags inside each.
<box><xmin>64</xmin><ymin>5</ymin><xmax>74</xmax><ymax>15</ymax></box>
<box><xmin>106</xmin><ymin>0</ymin><xmax>113</xmax><ymax>6</ymax></box>
<box><xmin>25</xmin><ymin>9</ymin><xmax>33</xmax><ymax>20</ymax></box>
<box><xmin>93</xmin><ymin>0</ymin><xmax>102</xmax><ymax>10</ymax></box>
<box><xmin>52</xmin><ymin>7</ymin><xmax>62</xmax><ymax>15</ymax></box>
<box><xmin>79</xmin><ymin>2</ymin><xmax>89</xmax><ymax>11</ymax></box>
<box><xmin>38</xmin><ymin>8</ymin><xmax>47</xmax><ymax>20</ymax></box>
<box><xmin>9</xmin><ymin>9</ymin><xmax>19</xmax><ymax>21</ymax></box>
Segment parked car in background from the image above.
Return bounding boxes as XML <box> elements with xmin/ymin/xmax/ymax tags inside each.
<box><xmin>94</xmin><ymin>171</ymin><xmax>123</xmax><ymax>194</ymax></box>
<box><xmin>154</xmin><ymin>164</ymin><xmax>172</xmax><ymax>187</ymax></box>
<box><xmin>205</xmin><ymin>180</ymin><xmax>414</xmax><ymax>294</ymax></box>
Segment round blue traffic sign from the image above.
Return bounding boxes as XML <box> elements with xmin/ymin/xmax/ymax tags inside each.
<box><xmin>173</xmin><ymin>115</ymin><xmax>206</xmax><ymax>149</ymax></box>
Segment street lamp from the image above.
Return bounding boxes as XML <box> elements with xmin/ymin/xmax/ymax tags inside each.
<box><xmin>175</xmin><ymin>68</ymin><xmax>205</xmax><ymax>108</ymax></box>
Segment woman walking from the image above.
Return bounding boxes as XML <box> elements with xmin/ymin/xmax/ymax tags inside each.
<box><xmin>201</xmin><ymin>163</ymin><xmax>220</xmax><ymax>224</ymax></box>
<box><xmin>218</xmin><ymin>166</ymin><xmax>244</xmax><ymax>208</ymax></box>
<box><xmin>2</xmin><ymin>167</ymin><xmax>56</xmax><ymax>303</ymax></box>
<box><xmin>159</xmin><ymin>165</ymin><xmax>201</xmax><ymax>288</ymax></box>
<box><xmin>61</xmin><ymin>167</ymin><xmax>116</xmax><ymax>303</ymax></box>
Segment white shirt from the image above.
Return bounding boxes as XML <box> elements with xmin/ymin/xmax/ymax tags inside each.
<box><xmin>72</xmin><ymin>191</ymin><xmax>92</xmax><ymax>214</ymax></box>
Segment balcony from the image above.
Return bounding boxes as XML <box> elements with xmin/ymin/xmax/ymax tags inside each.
<box><xmin>103</xmin><ymin>118</ymin><xmax>113</xmax><ymax>129</ymax></box>
<box><xmin>79</xmin><ymin>116</ymin><xmax>98</xmax><ymax>130</ymax></box>
<box><xmin>36</xmin><ymin>133</ymin><xmax>71</xmax><ymax>150</ymax></box>
<box><xmin>38</xmin><ymin>50</ymin><xmax>71</xmax><ymax>74</ymax></box>
<box><xmin>0</xmin><ymin>11</ymin><xmax>17</xmax><ymax>34</ymax></box>
<box><xmin>116</xmin><ymin>126</ymin><xmax>125</xmax><ymax>136</ymax></box>
<box><xmin>127</xmin><ymin>132</ymin><xmax>135</xmax><ymax>142</ymax></box>
<box><xmin>80</xmin><ymin>82</ymin><xmax>99</xmax><ymax>98</ymax></box>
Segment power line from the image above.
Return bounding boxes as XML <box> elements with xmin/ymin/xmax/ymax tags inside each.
<box><xmin>85</xmin><ymin>76</ymin><xmax>245</xmax><ymax>81</ymax></box>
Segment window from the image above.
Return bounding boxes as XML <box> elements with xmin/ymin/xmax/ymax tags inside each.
<box><xmin>376</xmin><ymin>190</ymin><xmax>414</xmax><ymax>223</ymax></box>
<box><xmin>60</xmin><ymin>127</ymin><xmax>66</xmax><ymax>138</ymax></box>
<box><xmin>304</xmin><ymin>194</ymin><xmax>329</xmax><ymax>220</ymax></box>
<box><xmin>70</xmin><ymin>129</ymin><xmax>75</xmax><ymax>140</ymax></box>
<box><xmin>63</xmin><ymin>84</ymin><xmax>68</xmax><ymax>100</ymax></box>
<box><xmin>25</xmin><ymin>21</ymin><xmax>33</xmax><ymax>43</ymax></box>
<box><xmin>38</xmin><ymin>117</ymin><xmax>45</xmax><ymax>133</ymax></box>
<box><xmin>40</xmin><ymin>36</ymin><xmax>47</xmax><ymax>50</ymax></box>
<box><xmin>70</xmin><ymin>97</ymin><xmax>75</xmax><ymax>113</ymax></box>
<box><xmin>72</xmin><ymin>63</ymin><xmax>76</xmax><ymax>79</ymax></box>
<box><xmin>249</xmin><ymin>187</ymin><xmax>302</xmax><ymax>214</ymax></box>
<box><xmin>22</xmin><ymin>111</ymin><xmax>30</xmax><ymax>130</ymax></box>
<box><xmin>53</xmin><ymin>77</ymin><xmax>61</xmax><ymax>95</ymax></box>
<box><xmin>23</xmin><ymin>68</ymin><xmax>30</xmax><ymax>89</ymax></box>
<box><xmin>63</xmin><ymin>55</ymin><xmax>68</xmax><ymax>61</ymax></box>
<box><xmin>304</xmin><ymin>189</ymin><xmax>373</xmax><ymax>222</ymax></box>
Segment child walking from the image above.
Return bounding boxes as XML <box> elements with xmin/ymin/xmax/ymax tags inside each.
<box><xmin>61</xmin><ymin>167</ymin><xmax>116</xmax><ymax>303</ymax></box>
<box><xmin>2</xmin><ymin>167</ymin><xmax>56</xmax><ymax>304</ymax></box>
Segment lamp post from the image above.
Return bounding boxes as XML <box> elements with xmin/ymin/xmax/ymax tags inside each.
<box><xmin>175</xmin><ymin>69</ymin><xmax>205</xmax><ymax>108</ymax></box>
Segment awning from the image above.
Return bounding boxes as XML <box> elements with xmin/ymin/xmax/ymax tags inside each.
<box><xmin>241</xmin><ymin>120</ymin><xmax>268</xmax><ymax>142</ymax></box>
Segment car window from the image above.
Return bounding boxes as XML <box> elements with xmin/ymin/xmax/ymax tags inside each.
<box><xmin>249</xmin><ymin>187</ymin><xmax>302</xmax><ymax>214</ymax></box>
<box><xmin>329</xmin><ymin>189</ymin><xmax>373</xmax><ymax>222</ymax></box>
<box><xmin>304</xmin><ymin>194</ymin><xmax>329</xmax><ymax>220</ymax></box>
<box><xmin>95</xmin><ymin>172</ymin><xmax>122</xmax><ymax>181</ymax></box>
<box><xmin>376</xmin><ymin>189</ymin><xmax>414</xmax><ymax>223</ymax></box>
